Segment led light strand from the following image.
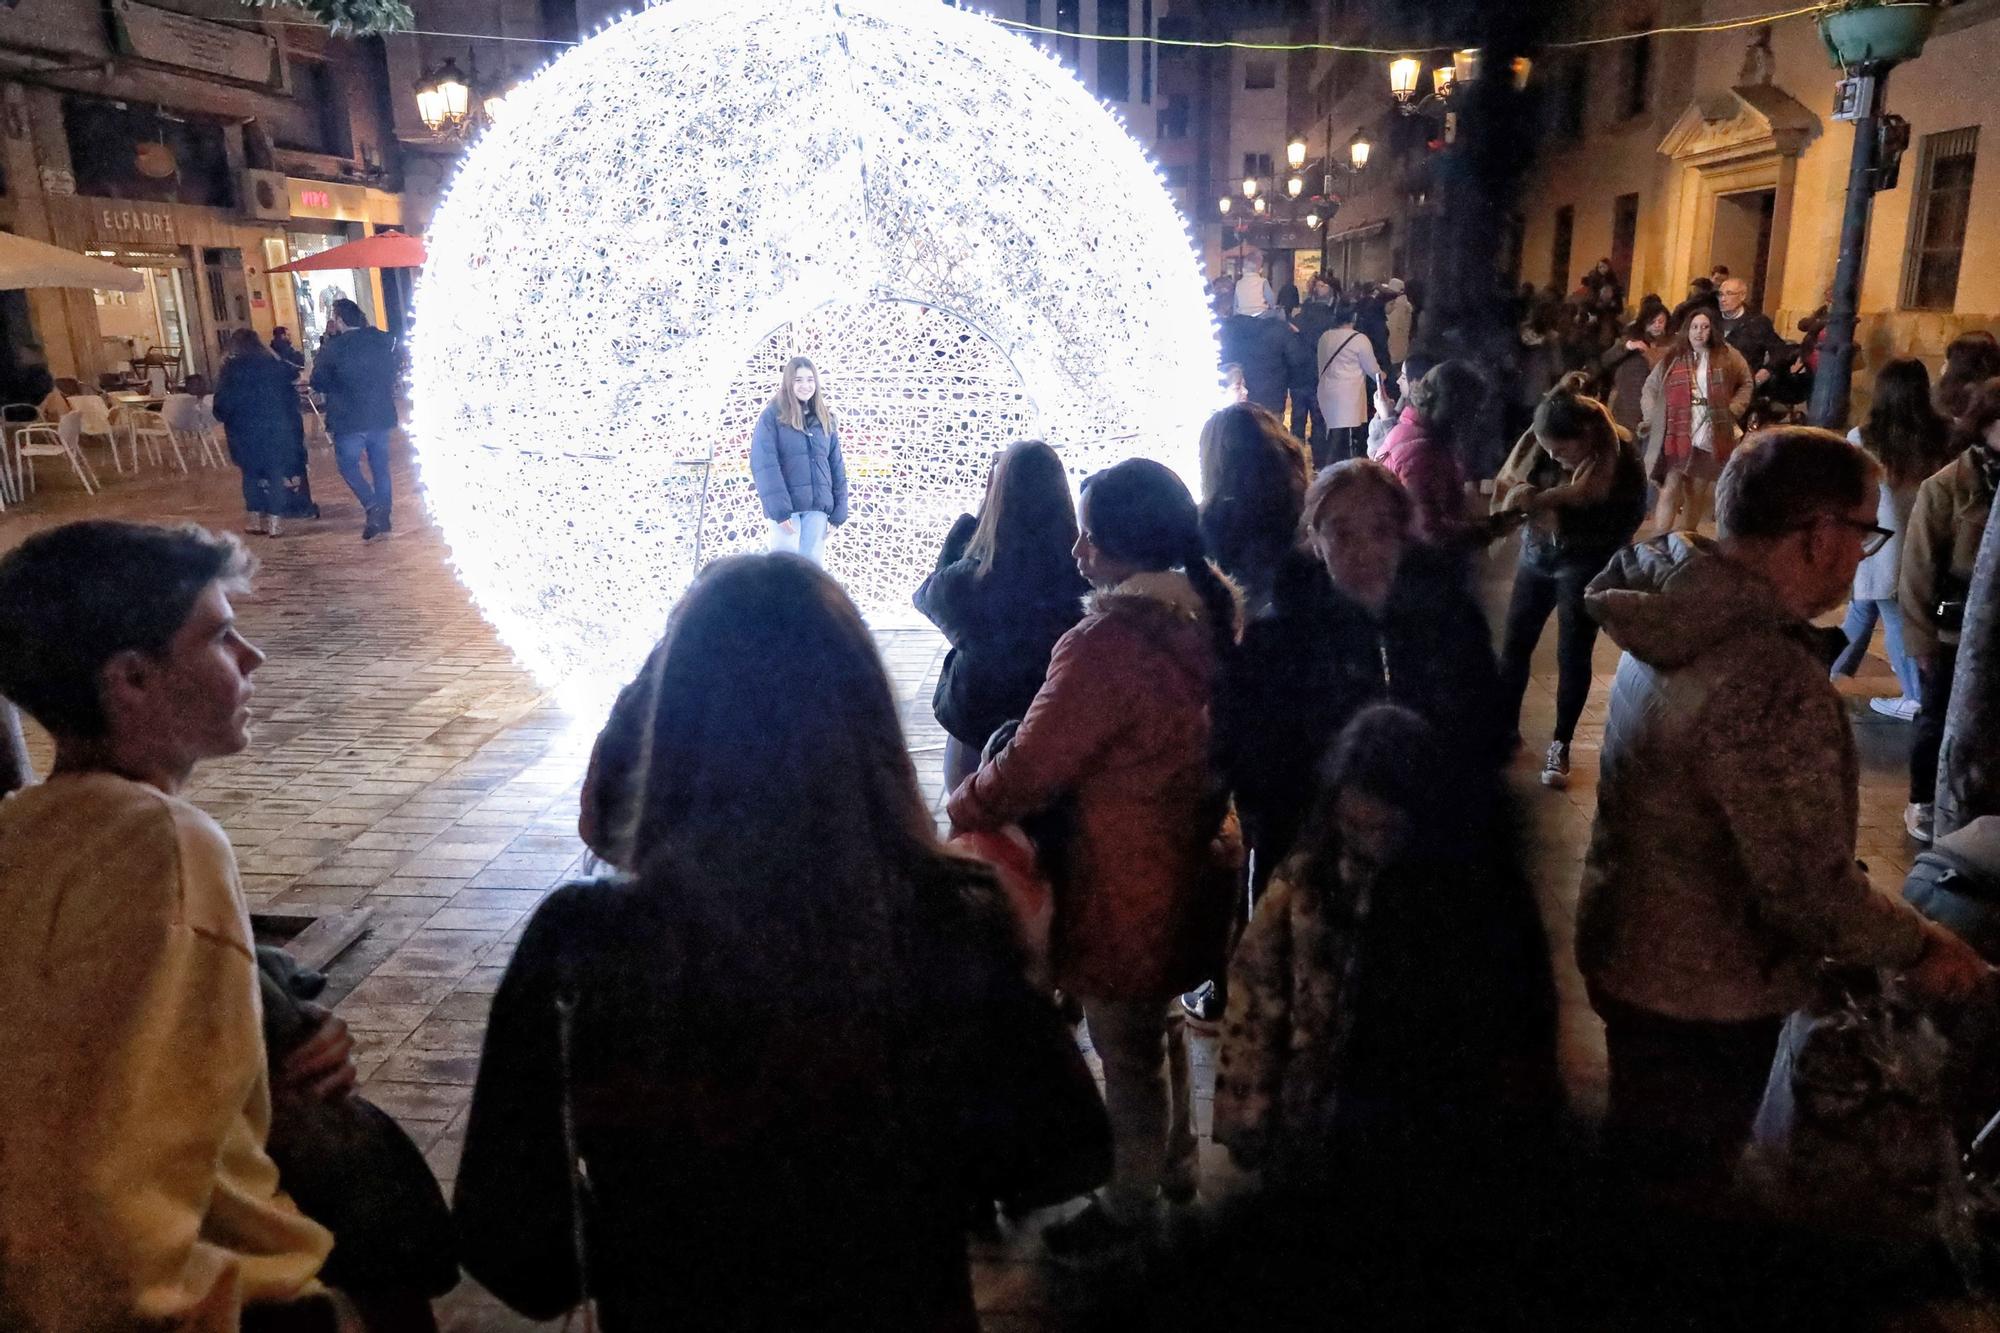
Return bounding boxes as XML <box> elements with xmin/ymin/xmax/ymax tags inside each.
<box><xmin>410</xmin><ymin>0</ymin><xmax>1218</xmax><ymax>719</ymax></box>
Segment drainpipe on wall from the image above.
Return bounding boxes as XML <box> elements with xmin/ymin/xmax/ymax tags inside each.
<box><xmin>1807</xmin><ymin>62</ymin><xmax>1889</xmax><ymax>432</ymax></box>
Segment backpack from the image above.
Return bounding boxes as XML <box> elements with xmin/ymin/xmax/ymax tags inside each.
<box><xmin>1903</xmin><ymin>817</ymin><xmax>2000</xmax><ymax>962</ymax></box>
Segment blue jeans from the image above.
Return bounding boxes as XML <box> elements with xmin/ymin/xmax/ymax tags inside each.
<box><xmin>238</xmin><ymin>458</ymin><xmax>288</xmax><ymax>515</ymax></box>
<box><xmin>767</xmin><ymin>510</ymin><xmax>828</xmax><ymax>564</ymax></box>
<box><xmin>1831</xmin><ymin>597</ymin><xmax>1921</xmax><ymax>701</ymax></box>
<box><xmin>333</xmin><ymin>429</ymin><xmax>393</xmax><ymax>515</ymax></box>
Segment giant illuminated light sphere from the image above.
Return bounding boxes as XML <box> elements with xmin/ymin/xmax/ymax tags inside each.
<box><xmin>411</xmin><ymin>0</ymin><xmax>1219</xmax><ymax>712</ymax></box>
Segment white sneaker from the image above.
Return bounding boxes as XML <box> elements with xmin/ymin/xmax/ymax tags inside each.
<box><xmin>1869</xmin><ymin>696</ymin><xmax>1920</xmax><ymax>722</ymax></box>
<box><xmin>265</xmin><ymin>514</ymin><xmax>282</xmax><ymax>537</ymax></box>
<box><xmin>245</xmin><ymin>513</ymin><xmax>267</xmax><ymax>535</ymax></box>
<box><xmin>1906</xmin><ymin>802</ymin><xmax>1934</xmax><ymax>845</ymax></box>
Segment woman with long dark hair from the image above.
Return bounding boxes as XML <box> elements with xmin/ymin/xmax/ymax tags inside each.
<box><xmin>749</xmin><ymin>356</ymin><xmax>846</xmax><ymax>564</ymax></box>
<box><xmin>1197</xmin><ymin>402</ymin><xmax>1311</xmax><ymax>615</ymax></box>
<box><xmin>1493</xmin><ymin>373</ymin><xmax>1648</xmax><ymax>788</ymax></box>
<box><xmin>1640</xmin><ymin>307</ymin><xmax>1752</xmax><ymax>533</ymax></box>
<box><xmin>1601</xmin><ymin>302</ymin><xmax>1671</xmax><ymax>438</ymax></box>
<box><xmin>1832</xmin><ymin>357</ymin><xmax>1953</xmax><ymax>717</ymax></box>
<box><xmin>459</xmin><ymin>556</ymin><xmax>1109</xmax><ymax>1329</ymax></box>
<box><xmin>915</xmin><ymin>440</ymin><xmax>1088</xmax><ymax>790</ymax></box>
<box><xmin>949</xmin><ymin>458</ymin><xmax>1240</xmax><ymax>1262</ymax></box>
<box><xmin>1935</xmin><ymin>331</ymin><xmax>2000</xmax><ymax>419</ymax></box>
<box><xmin>211</xmin><ymin>327</ymin><xmax>307</xmax><ymax>537</ymax></box>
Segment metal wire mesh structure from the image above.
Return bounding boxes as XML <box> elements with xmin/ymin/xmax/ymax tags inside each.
<box><xmin>410</xmin><ymin>0</ymin><xmax>1220</xmax><ymax>713</ymax></box>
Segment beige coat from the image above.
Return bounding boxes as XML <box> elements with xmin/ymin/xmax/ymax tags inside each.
<box><xmin>1579</xmin><ymin>536</ymin><xmax>1928</xmax><ymax>1022</ymax></box>
<box><xmin>1899</xmin><ymin>446</ymin><xmax>1995</xmax><ymax>659</ymax></box>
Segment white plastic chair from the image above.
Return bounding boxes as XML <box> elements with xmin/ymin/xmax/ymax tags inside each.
<box><xmin>69</xmin><ymin>395</ymin><xmax>123</xmax><ymax>474</ymax></box>
<box><xmin>120</xmin><ymin>406</ymin><xmax>180</xmax><ymax>472</ymax></box>
<box><xmin>161</xmin><ymin>395</ymin><xmax>219</xmax><ymax>469</ymax></box>
<box><xmin>15</xmin><ymin>411</ymin><xmax>97</xmax><ymax>495</ymax></box>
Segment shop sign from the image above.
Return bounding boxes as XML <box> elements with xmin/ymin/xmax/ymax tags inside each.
<box><xmin>109</xmin><ymin>0</ymin><xmax>279</xmax><ymax>87</ymax></box>
<box><xmin>296</xmin><ymin>188</ymin><xmax>331</xmax><ymax>210</ymax></box>
<box><xmin>94</xmin><ymin>204</ymin><xmax>178</xmax><ymax>244</ymax></box>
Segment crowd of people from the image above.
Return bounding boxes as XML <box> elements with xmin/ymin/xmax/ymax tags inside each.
<box><xmin>0</xmin><ymin>266</ymin><xmax>1997</xmax><ymax>1330</ymax></box>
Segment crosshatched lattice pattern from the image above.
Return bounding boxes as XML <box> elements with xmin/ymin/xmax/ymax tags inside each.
<box><xmin>409</xmin><ymin>0</ymin><xmax>1219</xmax><ymax>712</ymax></box>
<box><xmin>703</xmin><ymin>301</ymin><xmax>1034</xmax><ymax>618</ymax></box>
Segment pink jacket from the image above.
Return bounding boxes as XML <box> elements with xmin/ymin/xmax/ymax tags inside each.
<box><xmin>947</xmin><ymin>571</ymin><xmax>1235</xmax><ymax>1000</ymax></box>
<box><xmin>1377</xmin><ymin>406</ymin><xmax>1468</xmax><ymax>545</ymax></box>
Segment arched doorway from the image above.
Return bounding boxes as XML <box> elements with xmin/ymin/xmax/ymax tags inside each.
<box><xmin>696</xmin><ymin>299</ymin><xmax>1035</xmax><ymax>617</ymax></box>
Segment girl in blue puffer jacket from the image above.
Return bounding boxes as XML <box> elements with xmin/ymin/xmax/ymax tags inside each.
<box><xmin>750</xmin><ymin>356</ymin><xmax>847</xmax><ymax>564</ymax></box>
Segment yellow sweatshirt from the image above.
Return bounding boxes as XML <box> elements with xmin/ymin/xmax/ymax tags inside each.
<box><xmin>0</xmin><ymin>772</ymin><xmax>331</xmax><ymax>1331</ymax></box>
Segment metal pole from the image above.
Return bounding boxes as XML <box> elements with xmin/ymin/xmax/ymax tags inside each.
<box><xmin>1809</xmin><ymin>64</ymin><xmax>1888</xmax><ymax>431</ymax></box>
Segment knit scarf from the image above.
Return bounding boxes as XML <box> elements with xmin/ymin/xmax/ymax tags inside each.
<box><xmin>1661</xmin><ymin>352</ymin><xmax>1725</xmax><ymax>468</ymax></box>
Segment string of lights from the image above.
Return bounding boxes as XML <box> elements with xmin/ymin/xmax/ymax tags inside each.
<box><xmin>216</xmin><ymin>1</ymin><xmax>1836</xmax><ymax>56</ymax></box>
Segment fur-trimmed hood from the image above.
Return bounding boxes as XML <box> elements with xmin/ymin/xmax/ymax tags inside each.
<box><xmin>1088</xmin><ymin>569</ymin><xmax>1212</xmax><ymax>622</ymax></box>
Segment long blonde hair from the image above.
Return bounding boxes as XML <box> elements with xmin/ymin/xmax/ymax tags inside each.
<box><xmin>769</xmin><ymin>355</ymin><xmax>836</xmax><ymax>434</ymax></box>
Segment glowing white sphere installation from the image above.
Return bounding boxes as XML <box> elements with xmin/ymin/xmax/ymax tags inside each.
<box><xmin>411</xmin><ymin>0</ymin><xmax>1219</xmax><ymax>711</ymax></box>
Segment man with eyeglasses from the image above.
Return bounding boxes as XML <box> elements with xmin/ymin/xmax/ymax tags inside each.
<box><xmin>1575</xmin><ymin>426</ymin><xmax>1988</xmax><ymax>1199</ymax></box>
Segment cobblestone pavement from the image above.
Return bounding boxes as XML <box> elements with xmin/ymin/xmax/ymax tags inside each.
<box><xmin>0</xmin><ymin>432</ymin><xmax>1942</xmax><ymax>1330</ymax></box>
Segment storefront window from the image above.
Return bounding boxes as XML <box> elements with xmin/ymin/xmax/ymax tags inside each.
<box><xmin>89</xmin><ymin>250</ymin><xmax>194</xmax><ymax>385</ymax></box>
<box><xmin>286</xmin><ymin>231</ymin><xmax>377</xmax><ymax>353</ymax></box>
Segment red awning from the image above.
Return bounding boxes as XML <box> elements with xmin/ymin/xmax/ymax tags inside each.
<box><xmin>271</xmin><ymin>232</ymin><xmax>426</xmax><ymax>272</ymax></box>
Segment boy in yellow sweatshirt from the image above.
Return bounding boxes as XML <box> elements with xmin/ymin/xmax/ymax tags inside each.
<box><xmin>0</xmin><ymin>521</ymin><xmax>337</xmax><ymax>1332</ymax></box>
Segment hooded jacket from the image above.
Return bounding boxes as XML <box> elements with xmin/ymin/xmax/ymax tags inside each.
<box><xmin>1578</xmin><ymin>535</ymin><xmax>1928</xmax><ymax>1022</ymax></box>
<box><xmin>947</xmin><ymin>570</ymin><xmax>1238</xmax><ymax>1000</ymax></box>
<box><xmin>1377</xmin><ymin>406</ymin><xmax>1469</xmax><ymax>546</ymax></box>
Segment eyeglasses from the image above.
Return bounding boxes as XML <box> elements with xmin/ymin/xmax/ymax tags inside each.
<box><xmin>1826</xmin><ymin>516</ymin><xmax>1895</xmax><ymax>558</ymax></box>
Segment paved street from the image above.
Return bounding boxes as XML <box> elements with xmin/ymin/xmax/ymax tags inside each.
<box><xmin>0</xmin><ymin>431</ymin><xmax>1940</xmax><ymax>1330</ymax></box>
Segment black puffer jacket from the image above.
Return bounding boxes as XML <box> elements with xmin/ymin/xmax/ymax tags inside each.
<box><xmin>1218</xmin><ymin>546</ymin><xmax>1505</xmax><ymax>880</ymax></box>
<box><xmin>212</xmin><ymin>350</ymin><xmax>305</xmax><ymax>467</ymax></box>
<box><xmin>914</xmin><ymin>514</ymin><xmax>1087</xmax><ymax>750</ymax></box>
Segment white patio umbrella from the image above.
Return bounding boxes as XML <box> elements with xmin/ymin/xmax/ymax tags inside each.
<box><xmin>0</xmin><ymin>232</ymin><xmax>143</xmax><ymax>291</ymax></box>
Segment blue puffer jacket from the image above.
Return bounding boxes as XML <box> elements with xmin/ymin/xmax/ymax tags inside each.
<box><xmin>749</xmin><ymin>401</ymin><xmax>847</xmax><ymax>525</ymax></box>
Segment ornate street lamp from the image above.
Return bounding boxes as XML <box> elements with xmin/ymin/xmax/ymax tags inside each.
<box><xmin>1388</xmin><ymin>56</ymin><xmax>1423</xmax><ymax>108</ymax></box>
<box><xmin>1241</xmin><ymin>176</ymin><xmax>1259</xmax><ymax>200</ymax></box>
<box><xmin>1252</xmin><ymin>195</ymin><xmax>1267</xmax><ymax>214</ymax></box>
<box><xmin>1348</xmin><ymin>130</ymin><xmax>1372</xmax><ymax>172</ymax></box>
<box><xmin>1431</xmin><ymin>63</ymin><xmax>1455</xmax><ymax>102</ymax></box>
<box><xmin>1452</xmin><ymin>48</ymin><xmax>1482</xmax><ymax>87</ymax></box>
<box><xmin>1286</xmin><ymin>174</ymin><xmax>1304</xmax><ymax>199</ymax></box>
<box><xmin>415</xmin><ymin>56</ymin><xmax>479</xmax><ymax>138</ymax></box>
<box><xmin>1218</xmin><ymin>195</ymin><xmax>1233</xmax><ymax>215</ymax></box>
<box><xmin>1286</xmin><ymin>139</ymin><xmax>1306</xmax><ymax>171</ymax></box>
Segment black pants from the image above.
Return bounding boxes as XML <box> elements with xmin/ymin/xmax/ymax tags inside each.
<box><xmin>1290</xmin><ymin>389</ymin><xmax>1323</xmax><ymax>462</ymax></box>
<box><xmin>1911</xmin><ymin>642</ymin><xmax>1957</xmax><ymax>805</ymax></box>
<box><xmin>1499</xmin><ymin>552</ymin><xmax>1604</xmax><ymax>746</ymax></box>
<box><xmin>1594</xmin><ymin>988</ymin><xmax>1783</xmax><ymax>1189</ymax></box>
<box><xmin>1324</xmin><ymin>425</ymin><xmax>1367</xmax><ymax>465</ymax></box>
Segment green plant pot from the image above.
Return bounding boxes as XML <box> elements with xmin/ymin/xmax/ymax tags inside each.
<box><xmin>1819</xmin><ymin>3</ymin><xmax>1940</xmax><ymax>68</ymax></box>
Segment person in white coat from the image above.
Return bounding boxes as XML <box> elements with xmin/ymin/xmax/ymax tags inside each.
<box><xmin>1317</xmin><ymin>305</ymin><xmax>1383</xmax><ymax>464</ymax></box>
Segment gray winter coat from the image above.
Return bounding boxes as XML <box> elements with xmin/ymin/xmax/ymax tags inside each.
<box><xmin>749</xmin><ymin>401</ymin><xmax>847</xmax><ymax>524</ymax></box>
<box><xmin>1577</xmin><ymin>534</ymin><xmax>1928</xmax><ymax>1022</ymax></box>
